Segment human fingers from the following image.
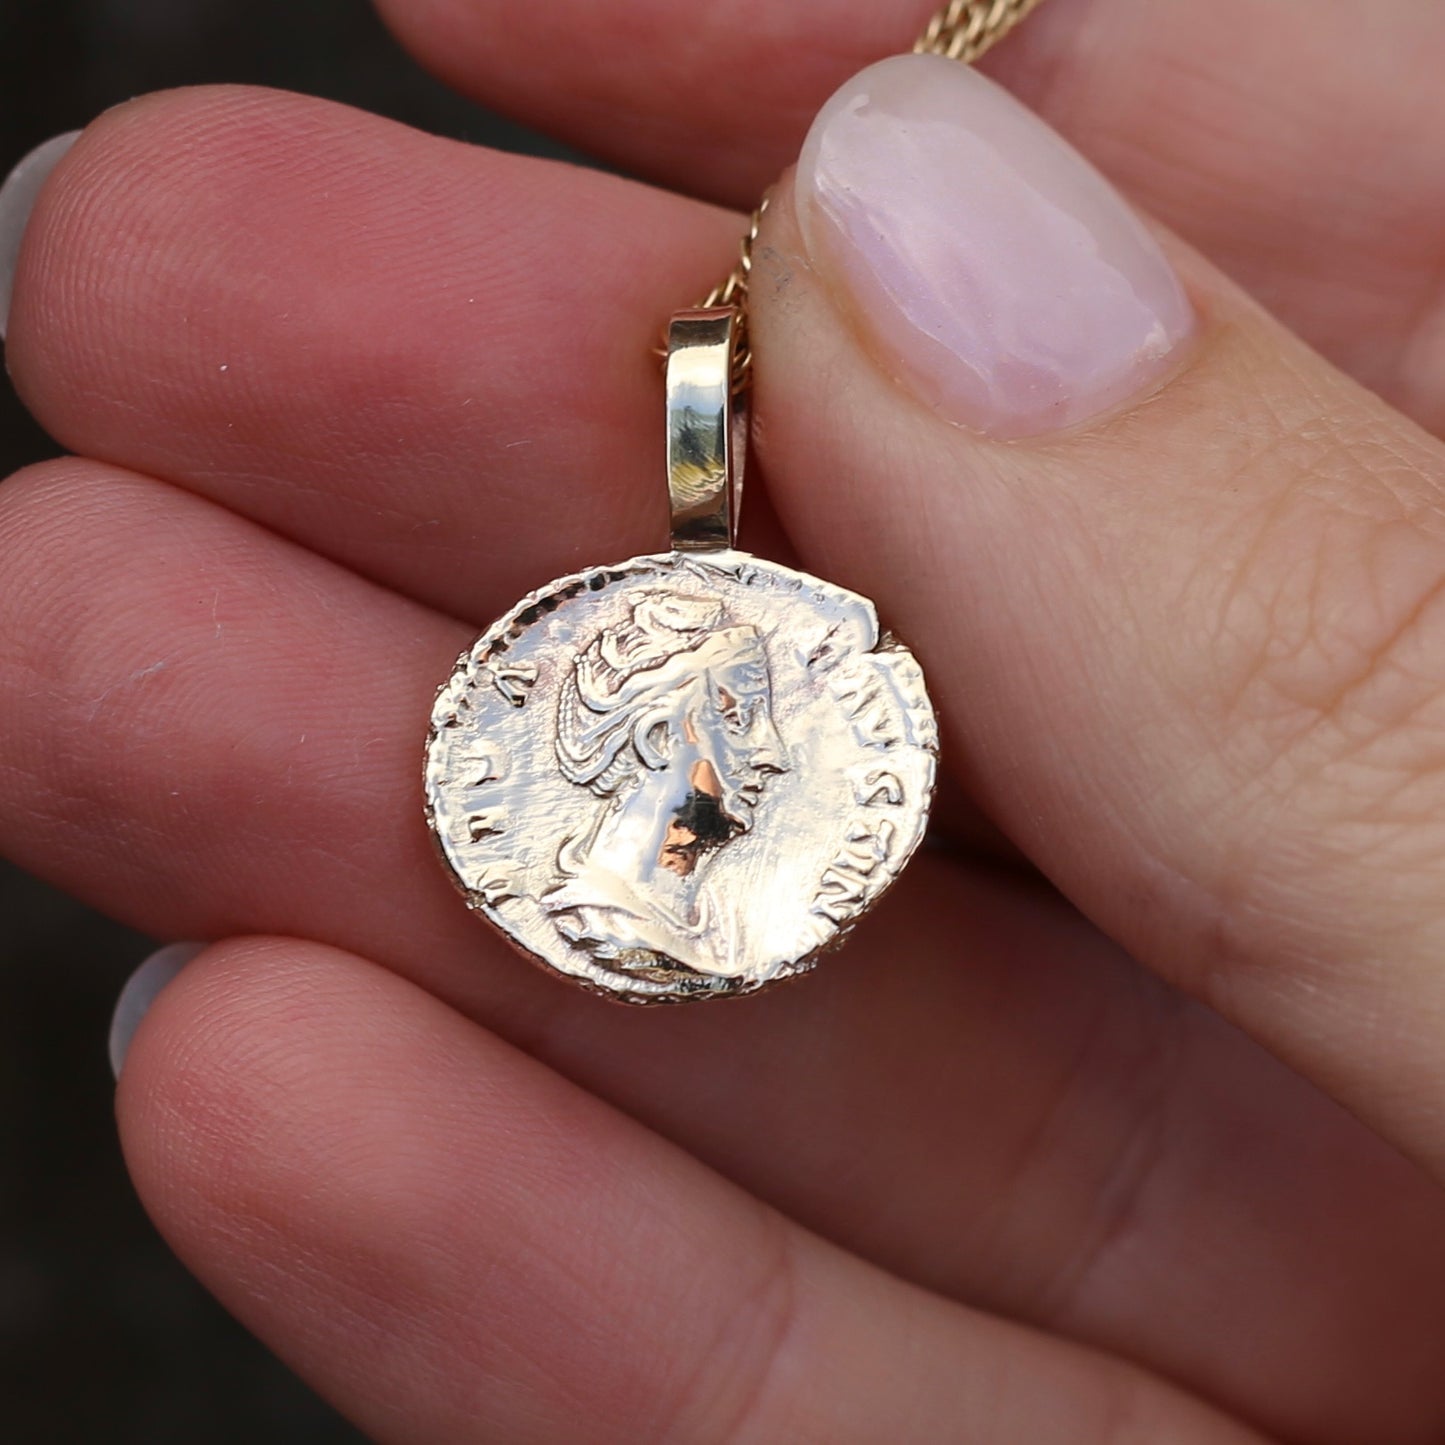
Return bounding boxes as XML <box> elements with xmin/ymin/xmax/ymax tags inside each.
<box><xmin>116</xmin><ymin>934</ymin><xmax>1268</xmax><ymax>1445</ymax></box>
<box><xmin>4</xmin><ymin>86</ymin><xmax>743</xmax><ymax>623</ymax></box>
<box><xmin>3</xmin><ymin>460</ymin><xmax>1444</xmax><ymax>1441</ymax></box>
<box><xmin>373</xmin><ymin>0</ymin><xmax>1445</xmax><ymax>430</ymax></box>
<box><xmin>12</xmin><ymin>33</ymin><xmax>1445</xmax><ymax>660</ymax></box>
<box><xmin>0</xmin><ymin>87</ymin><xmax>1057</xmax><ymax>858</ymax></box>
<box><xmin>752</xmin><ymin>56</ymin><xmax>1445</xmax><ymax>1180</ymax></box>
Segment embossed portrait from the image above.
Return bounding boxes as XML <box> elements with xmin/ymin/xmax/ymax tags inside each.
<box><xmin>542</xmin><ymin>590</ymin><xmax>788</xmax><ymax>978</ymax></box>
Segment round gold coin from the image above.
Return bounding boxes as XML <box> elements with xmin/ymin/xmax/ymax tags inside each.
<box><xmin>425</xmin><ymin>549</ymin><xmax>938</xmax><ymax>1003</ymax></box>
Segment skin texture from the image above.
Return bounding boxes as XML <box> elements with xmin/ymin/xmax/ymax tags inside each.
<box><xmin>5</xmin><ymin>1</ymin><xmax>1445</xmax><ymax>1440</ymax></box>
<box><xmin>119</xmin><ymin>937</ymin><xmax>1266</xmax><ymax>1445</ymax></box>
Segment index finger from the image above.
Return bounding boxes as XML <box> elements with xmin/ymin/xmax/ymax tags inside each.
<box><xmin>375</xmin><ymin>0</ymin><xmax>1445</xmax><ymax>432</ymax></box>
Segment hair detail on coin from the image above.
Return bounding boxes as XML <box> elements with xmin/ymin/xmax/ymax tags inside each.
<box><xmin>555</xmin><ymin>590</ymin><xmax>767</xmax><ymax>798</ymax></box>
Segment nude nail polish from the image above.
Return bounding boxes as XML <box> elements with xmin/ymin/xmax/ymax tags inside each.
<box><xmin>108</xmin><ymin>942</ymin><xmax>206</xmax><ymax>1079</ymax></box>
<box><xmin>795</xmin><ymin>56</ymin><xmax>1193</xmax><ymax>438</ymax></box>
<box><xmin>0</xmin><ymin>131</ymin><xmax>81</xmax><ymax>342</ymax></box>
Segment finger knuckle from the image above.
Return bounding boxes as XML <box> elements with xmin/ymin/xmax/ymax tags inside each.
<box><xmin>657</xmin><ymin>1212</ymin><xmax>802</xmax><ymax>1444</ymax></box>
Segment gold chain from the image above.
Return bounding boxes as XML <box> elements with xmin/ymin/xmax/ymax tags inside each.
<box><xmin>913</xmin><ymin>0</ymin><xmax>1051</xmax><ymax>63</ymax></box>
<box><xmin>693</xmin><ymin>0</ymin><xmax>1051</xmax><ymax>389</ymax></box>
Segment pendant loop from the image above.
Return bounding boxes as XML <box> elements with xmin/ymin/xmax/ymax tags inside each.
<box><xmin>665</xmin><ymin>307</ymin><xmax>745</xmax><ymax>552</ymax></box>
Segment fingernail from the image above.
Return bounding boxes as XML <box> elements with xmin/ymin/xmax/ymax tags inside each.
<box><xmin>109</xmin><ymin>942</ymin><xmax>206</xmax><ymax>1080</ymax></box>
<box><xmin>0</xmin><ymin>131</ymin><xmax>81</xmax><ymax>343</ymax></box>
<box><xmin>795</xmin><ymin>56</ymin><xmax>1194</xmax><ymax>438</ymax></box>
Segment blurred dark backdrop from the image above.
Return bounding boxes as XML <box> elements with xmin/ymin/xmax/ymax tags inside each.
<box><xmin>0</xmin><ymin>3</ymin><xmax>567</xmax><ymax>1439</ymax></box>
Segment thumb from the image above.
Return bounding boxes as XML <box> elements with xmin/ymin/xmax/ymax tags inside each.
<box><xmin>754</xmin><ymin>55</ymin><xmax>1445</xmax><ymax>1176</ymax></box>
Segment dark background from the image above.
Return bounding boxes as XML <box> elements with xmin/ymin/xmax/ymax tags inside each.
<box><xmin>0</xmin><ymin>3</ymin><xmax>565</xmax><ymax>1439</ymax></box>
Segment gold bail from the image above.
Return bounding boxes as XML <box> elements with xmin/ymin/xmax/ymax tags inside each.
<box><xmin>665</xmin><ymin>307</ymin><xmax>745</xmax><ymax>552</ymax></box>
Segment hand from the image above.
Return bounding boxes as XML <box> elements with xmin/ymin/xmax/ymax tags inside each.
<box><xmin>5</xmin><ymin>1</ymin><xmax>1445</xmax><ymax>1440</ymax></box>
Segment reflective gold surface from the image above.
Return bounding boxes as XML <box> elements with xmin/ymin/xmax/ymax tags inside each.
<box><xmin>418</xmin><ymin>0</ymin><xmax>1052</xmax><ymax>1000</ymax></box>
<box><xmin>665</xmin><ymin>309</ymin><xmax>743</xmax><ymax>550</ymax></box>
<box><xmin>425</xmin><ymin>551</ymin><xmax>938</xmax><ymax>1003</ymax></box>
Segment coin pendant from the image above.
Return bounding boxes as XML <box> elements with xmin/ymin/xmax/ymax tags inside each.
<box><xmin>424</xmin><ymin>548</ymin><xmax>937</xmax><ymax>1003</ymax></box>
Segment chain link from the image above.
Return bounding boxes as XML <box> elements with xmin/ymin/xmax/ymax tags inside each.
<box><xmin>700</xmin><ymin>196</ymin><xmax>770</xmax><ymax>393</ymax></box>
<box><xmin>683</xmin><ymin>0</ymin><xmax>1052</xmax><ymax>387</ymax></box>
<box><xmin>913</xmin><ymin>0</ymin><xmax>1051</xmax><ymax>63</ymax></box>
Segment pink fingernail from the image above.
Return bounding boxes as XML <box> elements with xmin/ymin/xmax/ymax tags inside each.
<box><xmin>796</xmin><ymin>55</ymin><xmax>1194</xmax><ymax>438</ymax></box>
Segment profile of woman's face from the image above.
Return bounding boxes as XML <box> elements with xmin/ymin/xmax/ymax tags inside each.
<box><xmin>653</xmin><ymin>646</ymin><xmax>786</xmax><ymax>878</ymax></box>
<box><xmin>675</xmin><ymin>647</ymin><xmax>787</xmax><ymax>823</ymax></box>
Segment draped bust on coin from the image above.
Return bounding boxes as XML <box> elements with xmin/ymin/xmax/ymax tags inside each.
<box><xmin>425</xmin><ymin>550</ymin><xmax>938</xmax><ymax>1003</ymax></box>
